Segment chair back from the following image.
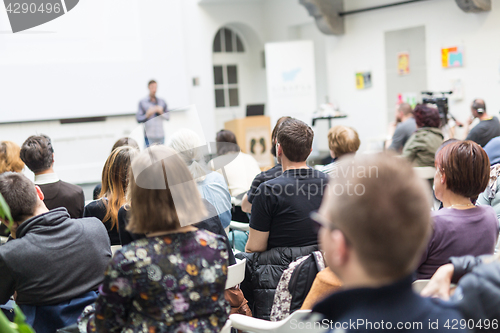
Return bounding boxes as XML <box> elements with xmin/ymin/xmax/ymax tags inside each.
<box><xmin>230</xmin><ymin>309</ymin><xmax>324</xmax><ymax>333</ymax></box>
<box><xmin>226</xmin><ymin>258</ymin><xmax>246</xmax><ymax>289</ymax></box>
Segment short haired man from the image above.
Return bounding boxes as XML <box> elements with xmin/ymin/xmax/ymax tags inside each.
<box><xmin>320</xmin><ymin>125</ymin><xmax>360</xmax><ymax>175</ymax></box>
<box><xmin>137</xmin><ymin>80</ymin><xmax>170</xmax><ymax>147</ymax></box>
<box><xmin>241</xmin><ymin>116</ymin><xmax>290</xmax><ymax>213</ymax></box>
<box><xmin>312</xmin><ymin>154</ymin><xmax>465</xmax><ymax>332</ymax></box>
<box><xmin>465</xmin><ymin>99</ymin><xmax>500</xmax><ymax>147</ymax></box>
<box><xmin>20</xmin><ymin>134</ymin><xmax>85</xmax><ymax>219</ymax></box>
<box><xmin>245</xmin><ymin>118</ymin><xmax>328</xmax><ymax>253</ymax></box>
<box><xmin>0</xmin><ymin>172</ymin><xmax>111</xmax><ymax>332</ymax></box>
<box><xmin>387</xmin><ymin>103</ymin><xmax>416</xmax><ymax>153</ymax></box>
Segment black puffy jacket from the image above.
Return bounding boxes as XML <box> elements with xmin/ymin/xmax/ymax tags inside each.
<box><xmin>236</xmin><ymin>245</ymin><xmax>318</xmax><ymax>320</ymax></box>
<box><xmin>449</xmin><ymin>255</ymin><xmax>500</xmax><ymax>331</ymax></box>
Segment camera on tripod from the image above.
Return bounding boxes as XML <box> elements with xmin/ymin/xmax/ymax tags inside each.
<box><xmin>421</xmin><ymin>91</ymin><xmax>453</xmax><ymax>127</ymax></box>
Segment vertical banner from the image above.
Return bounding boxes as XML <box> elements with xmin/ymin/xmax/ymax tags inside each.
<box><xmin>265</xmin><ymin>41</ymin><xmax>317</xmax><ymax>126</ymax></box>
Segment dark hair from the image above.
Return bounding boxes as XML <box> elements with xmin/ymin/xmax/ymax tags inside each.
<box><xmin>277</xmin><ymin>118</ymin><xmax>313</xmax><ymax>162</ymax></box>
<box><xmin>148</xmin><ymin>80</ymin><xmax>157</xmax><ymax>87</ymax></box>
<box><xmin>216</xmin><ymin>130</ymin><xmax>240</xmax><ymax>155</ymax></box>
<box><xmin>0</xmin><ymin>172</ymin><xmax>38</xmax><ymax>223</ymax></box>
<box><xmin>414</xmin><ymin>104</ymin><xmax>441</xmax><ymax>128</ymax></box>
<box><xmin>111</xmin><ymin>137</ymin><xmax>139</xmax><ymax>152</ymax></box>
<box><xmin>270</xmin><ymin>116</ymin><xmax>292</xmax><ymax>157</ymax></box>
<box><xmin>20</xmin><ymin>134</ymin><xmax>54</xmax><ymax>173</ymax></box>
<box><xmin>435</xmin><ymin>140</ymin><xmax>490</xmax><ymax>201</ymax></box>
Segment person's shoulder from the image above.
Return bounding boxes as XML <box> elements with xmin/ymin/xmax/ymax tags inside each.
<box><xmin>58</xmin><ymin>180</ymin><xmax>84</xmax><ymax>195</ymax></box>
<box><xmin>421</xmin><ymin>297</ymin><xmax>465</xmax><ymax>329</ymax></box>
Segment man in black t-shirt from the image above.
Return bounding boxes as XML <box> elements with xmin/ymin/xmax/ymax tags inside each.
<box><xmin>465</xmin><ymin>99</ymin><xmax>500</xmax><ymax>147</ymax></box>
<box><xmin>241</xmin><ymin>116</ymin><xmax>290</xmax><ymax>213</ymax></box>
<box><xmin>245</xmin><ymin>118</ymin><xmax>328</xmax><ymax>252</ymax></box>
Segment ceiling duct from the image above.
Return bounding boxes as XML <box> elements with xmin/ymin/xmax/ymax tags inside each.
<box><xmin>299</xmin><ymin>0</ymin><xmax>345</xmax><ymax>35</ymax></box>
<box><xmin>455</xmin><ymin>0</ymin><xmax>491</xmax><ymax>12</ymax></box>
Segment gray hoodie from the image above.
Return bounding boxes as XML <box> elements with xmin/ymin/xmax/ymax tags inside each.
<box><xmin>0</xmin><ymin>208</ymin><xmax>111</xmax><ymax>305</ymax></box>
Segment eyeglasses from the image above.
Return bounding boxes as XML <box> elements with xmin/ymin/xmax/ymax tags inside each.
<box><xmin>310</xmin><ymin>211</ymin><xmax>351</xmax><ymax>245</ymax></box>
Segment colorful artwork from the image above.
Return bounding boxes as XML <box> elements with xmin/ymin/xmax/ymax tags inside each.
<box><xmin>442</xmin><ymin>46</ymin><xmax>463</xmax><ymax>68</ymax></box>
<box><xmin>356</xmin><ymin>72</ymin><xmax>372</xmax><ymax>90</ymax></box>
<box><xmin>398</xmin><ymin>52</ymin><xmax>410</xmax><ymax>75</ymax></box>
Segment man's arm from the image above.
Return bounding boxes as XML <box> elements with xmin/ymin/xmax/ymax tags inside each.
<box><xmin>245</xmin><ymin>228</ymin><xmax>269</xmax><ymax>253</ymax></box>
<box><xmin>0</xmin><ymin>258</ymin><xmax>16</xmax><ymax>305</ymax></box>
<box><xmin>136</xmin><ymin>101</ymin><xmax>158</xmax><ymax>123</ymax></box>
<box><xmin>241</xmin><ymin>193</ymin><xmax>252</xmax><ymax>213</ymax></box>
<box><xmin>388</xmin><ymin>125</ymin><xmax>406</xmax><ymax>153</ymax></box>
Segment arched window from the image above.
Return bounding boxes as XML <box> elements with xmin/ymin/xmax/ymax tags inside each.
<box><xmin>213</xmin><ymin>27</ymin><xmax>245</xmax><ymax>53</ymax></box>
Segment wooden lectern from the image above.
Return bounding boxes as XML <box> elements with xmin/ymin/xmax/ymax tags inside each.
<box><xmin>225</xmin><ymin>116</ymin><xmax>273</xmax><ymax>170</ymax></box>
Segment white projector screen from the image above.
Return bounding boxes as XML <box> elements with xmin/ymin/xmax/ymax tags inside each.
<box><xmin>0</xmin><ymin>0</ymin><xmax>190</xmax><ymax>123</ymax></box>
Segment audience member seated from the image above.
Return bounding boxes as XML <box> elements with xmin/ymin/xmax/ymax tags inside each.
<box><xmin>319</xmin><ymin>125</ymin><xmax>360</xmax><ymax>175</ymax></box>
<box><xmin>93</xmin><ymin>137</ymin><xmax>140</xmax><ymax>200</ymax></box>
<box><xmin>84</xmin><ymin>146</ymin><xmax>138</xmax><ymax>245</ymax></box>
<box><xmin>476</xmin><ymin>161</ymin><xmax>500</xmax><ymax>225</ymax></box>
<box><xmin>465</xmin><ymin>99</ymin><xmax>500</xmax><ymax>147</ymax></box>
<box><xmin>417</xmin><ymin>141</ymin><xmax>498</xmax><ymax>279</ymax></box>
<box><xmin>483</xmin><ymin>136</ymin><xmax>500</xmax><ymax>166</ymax></box>
<box><xmin>311</xmin><ymin>153</ymin><xmax>465</xmax><ymax>332</ymax></box>
<box><xmin>0</xmin><ymin>172</ymin><xmax>111</xmax><ymax>333</ymax></box>
<box><xmin>79</xmin><ymin>146</ymin><xmax>229</xmax><ymax>333</ymax></box>
<box><xmin>402</xmin><ymin>104</ymin><xmax>444</xmax><ymax>167</ymax></box>
<box><xmin>0</xmin><ymin>141</ymin><xmax>24</xmax><ymax>173</ymax></box>
<box><xmin>241</xmin><ymin>116</ymin><xmax>290</xmax><ymax>214</ymax></box>
<box><xmin>237</xmin><ymin>118</ymin><xmax>328</xmax><ymax>320</ymax></box>
<box><xmin>422</xmin><ymin>254</ymin><xmax>500</xmax><ymax>327</ymax></box>
<box><xmin>387</xmin><ymin>102</ymin><xmax>416</xmax><ymax>153</ymax></box>
<box><xmin>20</xmin><ymin>135</ymin><xmax>85</xmax><ymax>219</ymax></box>
<box><xmin>167</xmin><ymin>129</ymin><xmax>232</xmax><ymax>229</ymax></box>
<box><xmin>210</xmin><ymin>129</ymin><xmax>261</xmax><ymax>222</ymax></box>
<box><xmin>0</xmin><ymin>141</ymin><xmax>25</xmax><ymax>237</ymax></box>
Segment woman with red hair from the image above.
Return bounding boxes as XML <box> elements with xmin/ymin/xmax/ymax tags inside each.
<box><xmin>402</xmin><ymin>104</ymin><xmax>444</xmax><ymax>167</ymax></box>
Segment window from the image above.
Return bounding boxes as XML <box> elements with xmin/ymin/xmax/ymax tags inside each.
<box><xmin>213</xmin><ymin>65</ymin><xmax>239</xmax><ymax>108</ymax></box>
<box><xmin>213</xmin><ymin>28</ymin><xmax>245</xmax><ymax>53</ymax></box>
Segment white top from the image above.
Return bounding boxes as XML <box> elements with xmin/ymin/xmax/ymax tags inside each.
<box><xmin>34</xmin><ymin>172</ymin><xmax>59</xmax><ymax>185</ymax></box>
<box><xmin>210</xmin><ymin>152</ymin><xmax>261</xmax><ymax>199</ymax></box>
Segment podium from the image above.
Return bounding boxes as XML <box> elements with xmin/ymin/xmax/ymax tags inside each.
<box><xmin>225</xmin><ymin>116</ymin><xmax>273</xmax><ymax>169</ymax></box>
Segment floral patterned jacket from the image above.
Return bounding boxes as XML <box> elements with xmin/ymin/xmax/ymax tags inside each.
<box><xmin>79</xmin><ymin>230</ymin><xmax>230</xmax><ymax>333</ymax></box>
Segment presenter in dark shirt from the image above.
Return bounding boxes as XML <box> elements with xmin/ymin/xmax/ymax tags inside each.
<box><xmin>136</xmin><ymin>80</ymin><xmax>169</xmax><ymax>147</ymax></box>
<box><xmin>245</xmin><ymin>118</ymin><xmax>328</xmax><ymax>252</ymax></box>
<box><xmin>464</xmin><ymin>99</ymin><xmax>500</xmax><ymax>147</ymax></box>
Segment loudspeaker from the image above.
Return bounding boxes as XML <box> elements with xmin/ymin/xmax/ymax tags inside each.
<box><xmin>455</xmin><ymin>0</ymin><xmax>491</xmax><ymax>13</ymax></box>
<box><xmin>299</xmin><ymin>0</ymin><xmax>345</xmax><ymax>35</ymax></box>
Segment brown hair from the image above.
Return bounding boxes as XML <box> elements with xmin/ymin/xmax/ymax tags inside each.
<box><xmin>111</xmin><ymin>137</ymin><xmax>139</xmax><ymax>152</ymax></box>
<box><xmin>216</xmin><ymin>130</ymin><xmax>240</xmax><ymax>155</ymax></box>
<box><xmin>277</xmin><ymin>118</ymin><xmax>313</xmax><ymax>162</ymax></box>
<box><xmin>0</xmin><ymin>141</ymin><xmax>25</xmax><ymax>173</ymax></box>
<box><xmin>327</xmin><ymin>126</ymin><xmax>361</xmax><ymax>158</ymax></box>
<box><xmin>398</xmin><ymin>103</ymin><xmax>413</xmax><ymax>116</ymax></box>
<box><xmin>0</xmin><ymin>172</ymin><xmax>38</xmax><ymax>223</ymax></box>
<box><xmin>99</xmin><ymin>146</ymin><xmax>139</xmax><ymax>230</ymax></box>
<box><xmin>148</xmin><ymin>80</ymin><xmax>157</xmax><ymax>87</ymax></box>
<box><xmin>435</xmin><ymin>140</ymin><xmax>490</xmax><ymax>201</ymax></box>
<box><xmin>324</xmin><ymin>153</ymin><xmax>432</xmax><ymax>279</ymax></box>
<box><xmin>270</xmin><ymin>116</ymin><xmax>291</xmax><ymax>157</ymax></box>
<box><xmin>126</xmin><ymin>146</ymin><xmax>206</xmax><ymax>234</ymax></box>
<box><xmin>20</xmin><ymin>134</ymin><xmax>54</xmax><ymax>173</ymax></box>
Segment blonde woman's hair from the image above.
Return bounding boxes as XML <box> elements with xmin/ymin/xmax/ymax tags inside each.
<box><xmin>167</xmin><ymin>129</ymin><xmax>208</xmax><ymax>182</ymax></box>
<box><xmin>0</xmin><ymin>141</ymin><xmax>25</xmax><ymax>173</ymax></box>
<box><xmin>126</xmin><ymin>146</ymin><xmax>207</xmax><ymax>234</ymax></box>
<box><xmin>99</xmin><ymin>146</ymin><xmax>139</xmax><ymax>230</ymax></box>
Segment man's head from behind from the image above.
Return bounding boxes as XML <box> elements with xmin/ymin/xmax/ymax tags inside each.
<box><xmin>471</xmin><ymin>98</ymin><xmax>486</xmax><ymax>118</ymax></box>
<box><xmin>318</xmin><ymin>153</ymin><xmax>431</xmax><ymax>285</ymax></box>
<box><xmin>328</xmin><ymin>125</ymin><xmax>361</xmax><ymax>159</ymax></box>
<box><xmin>0</xmin><ymin>172</ymin><xmax>42</xmax><ymax>229</ymax></box>
<box><xmin>277</xmin><ymin>118</ymin><xmax>313</xmax><ymax>163</ymax></box>
<box><xmin>396</xmin><ymin>103</ymin><xmax>413</xmax><ymax>122</ymax></box>
<box><xmin>20</xmin><ymin>134</ymin><xmax>54</xmax><ymax>174</ymax></box>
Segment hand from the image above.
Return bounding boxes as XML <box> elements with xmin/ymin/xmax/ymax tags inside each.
<box><xmin>467</xmin><ymin>115</ymin><xmax>474</xmax><ymax>125</ymax></box>
<box><xmin>420</xmin><ymin>263</ymin><xmax>454</xmax><ymax>300</ymax></box>
<box><xmin>454</xmin><ymin>120</ymin><xmax>464</xmax><ymax>128</ymax></box>
<box><xmin>155</xmin><ymin>105</ymin><xmax>164</xmax><ymax>115</ymax></box>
